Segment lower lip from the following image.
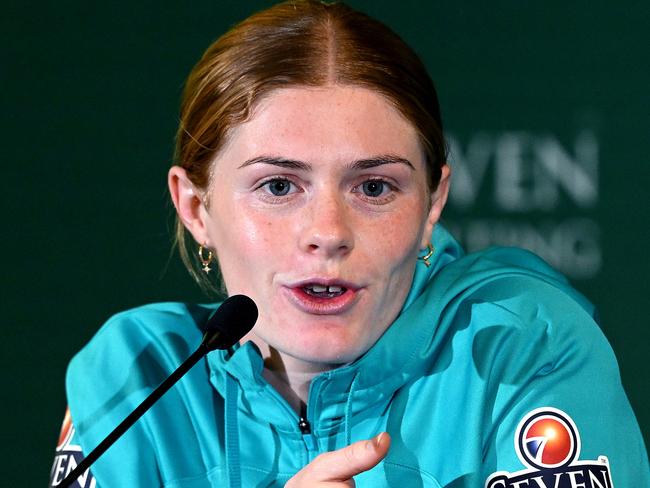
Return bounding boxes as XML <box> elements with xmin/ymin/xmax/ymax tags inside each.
<box><xmin>283</xmin><ymin>286</ymin><xmax>360</xmax><ymax>315</ymax></box>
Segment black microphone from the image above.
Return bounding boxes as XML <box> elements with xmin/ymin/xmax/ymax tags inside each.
<box><xmin>59</xmin><ymin>294</ymin><xmax>258</xmax><ymax>488</ymax></box>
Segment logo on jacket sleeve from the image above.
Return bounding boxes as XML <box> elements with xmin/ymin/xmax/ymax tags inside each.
<box><xmin>485</xmin><ymin>407</ymin><xmax>614</xmax><ymax>488</ymax></box>
<box><xmin>50</xmin><ymin>407</ymin><xmax>96</xmax><ymax>488</ymax></box>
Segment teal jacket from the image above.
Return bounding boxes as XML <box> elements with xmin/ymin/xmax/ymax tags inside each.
<box><xmin>64</xmin><ymin>226</ymin><xmax>649</xmax><ymax>487</ymax></box>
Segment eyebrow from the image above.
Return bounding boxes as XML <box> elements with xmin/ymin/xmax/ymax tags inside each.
<box><xmin>348</xmin><ymin>155</ymin><xmax>415</xmax><ymax>171</ymax></box>
<box><xmin>238</xmin><ymin>156</ymin><xmax>311</xmax><ymax>170</ymax></box>
<box><xmin>238</xmin><ymin>154</ymin><xmax>415</xmax><ymax>171</ymax></box>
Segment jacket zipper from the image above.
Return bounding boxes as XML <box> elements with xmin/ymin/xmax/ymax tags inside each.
<box><xmin>298</xmin><ymin>416</ymin><xmax>311</xmax><ymax>434</ymax></box>
<box><xmin>298</xmin><ymin>410</ymin><xmax>318</xmax><ymax>455</ymax></box>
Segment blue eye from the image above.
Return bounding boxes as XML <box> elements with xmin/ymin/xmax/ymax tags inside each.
<box><xmin>266</xmin><ymin>179</ymin><xmax>292</xmax><ymax>196</ymax></box>
<box><xmin>362</xmin><ymin>180</ymin><xmax>385</xmax><ymax>197</ymax></box>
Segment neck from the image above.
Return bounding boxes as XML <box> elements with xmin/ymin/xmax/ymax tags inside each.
<box><xmin>262</xmin><ymin>366</ymin><xmax>312</xmax><ymax>414</ymax></box>
<box><xmin>244</xmin><ymin>334</ymin><xmax>335</xmax><ymax>414</ymax></box>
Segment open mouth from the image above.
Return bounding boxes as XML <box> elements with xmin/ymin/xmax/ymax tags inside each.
<box><xmin>285</xmin><ymin>280</ymin><xmax>359</xmax><ymax>314</ymax></box>
<box><xmin>302</xmin><ymin>284</ymin><xmax>347</xmax><ymax>298</ymax></box>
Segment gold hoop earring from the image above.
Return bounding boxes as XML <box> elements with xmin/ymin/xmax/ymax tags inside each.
<box><xmin>418</xmin><ymin>243</ymin><xmax>434</xmax><ymax>267</ymax></box>
<box><xmin>198</xmin><ymin>244</ymin><xmax>213</xmax><ymax>273</ymax></box>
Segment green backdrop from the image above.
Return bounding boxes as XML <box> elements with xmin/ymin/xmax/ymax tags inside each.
<box><xmin>3</xmin><ymin>1</ymin><xmax>648</xmax><ymax>485</ymax></box>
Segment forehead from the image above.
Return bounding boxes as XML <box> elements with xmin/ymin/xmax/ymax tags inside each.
<box><xmin>217</xmin><ymin>85</ymin><xmax>424</xmax><ymax>167</ymax></box>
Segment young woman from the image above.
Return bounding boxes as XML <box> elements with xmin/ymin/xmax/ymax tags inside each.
<box><xmin>52</xmin><ymin>1</ymin><xmax>648</xmax><ymax>487</ymax></box>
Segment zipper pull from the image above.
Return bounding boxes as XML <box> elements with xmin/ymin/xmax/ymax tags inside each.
<box><xmin>298</xmin><ymin>416</ymin><xmax>318</xmax><ymax>453</ymax></box>
<box><xmin>298</xmin><ymin>416</ymin><xmax>311</xmax><ymax>434</ymax></box>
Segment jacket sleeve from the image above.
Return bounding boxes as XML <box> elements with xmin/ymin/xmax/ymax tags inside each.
<box><xmin>473</xmin><ymin>277</ymin><xmax>649</xmax><ymax>487</ymax></box>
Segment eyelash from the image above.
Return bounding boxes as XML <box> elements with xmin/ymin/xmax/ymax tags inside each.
<box><xmin>256</xmin><ymin>177</ymin><xmax>301</xmax><ymax>202</ymax></box>
<box><xmin>255</xmin><ymin>176</ymin><xmax>399</xmax><ymax>204</ymax></box>
<box><xmin>352</xmin><ymin>178</ymin><xmax>398</xmax><ymax>204</ymax></box>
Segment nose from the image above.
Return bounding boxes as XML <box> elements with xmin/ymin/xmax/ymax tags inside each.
<box><xmin>299</xmin><ymin>191</ymin><xmax>354</xmax><ymax>259</ymax></box>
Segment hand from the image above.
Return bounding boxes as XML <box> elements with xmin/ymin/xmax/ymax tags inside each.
<box><xmin>285</xmin><ymin>432</ymin><xmax>391</xmax><ymax>487</ymax></box>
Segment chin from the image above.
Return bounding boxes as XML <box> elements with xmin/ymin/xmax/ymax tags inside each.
<box><xmin>285</xmin><ymin>332</ymin><xmax>371</xmax><ymax>367</ymax></box>
<box><xmin>288</xmin><ymin>349</ymin><xmax>358</xmax><ymax>367</ymax></box>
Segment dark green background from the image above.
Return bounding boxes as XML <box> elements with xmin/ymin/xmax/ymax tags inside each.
<box><xmin>3</xmin><ymin>1</ymin><xmax>648</xmax><ymax>485</ymax></box>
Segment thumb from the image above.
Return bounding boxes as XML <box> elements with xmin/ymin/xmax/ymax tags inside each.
<box><xmin>288</xmin><ymin>432</ymin><xmax>391</xmax><ymax>485</ymax></box>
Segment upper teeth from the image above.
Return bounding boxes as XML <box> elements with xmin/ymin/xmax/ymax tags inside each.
<box><xmin>309</xmin><ymin>285</ymin><xmax>343</xmax><ymax>293</ymax></box>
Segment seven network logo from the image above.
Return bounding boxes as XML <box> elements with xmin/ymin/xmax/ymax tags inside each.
<box><xmin>485</xmin><ymin>407</ymin><xmax>614</xmax><ymax>488</ymax></box>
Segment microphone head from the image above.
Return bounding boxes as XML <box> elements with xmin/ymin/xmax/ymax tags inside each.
<box><xmin>202</xmin><ymin>294</ymin><xmax>258</xmax><ymax>351</ymax></box>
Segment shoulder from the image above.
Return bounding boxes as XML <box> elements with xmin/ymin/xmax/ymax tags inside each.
<box><xmin>439</xmin><ymin>246</ymin><xmax>597</xmax><ymax>329</ymax></box>
<box><xmin>67</xmin><ymin>301</ymin><xmax>218</xmax><ymax>379</ymax></box>
<box><xmin>88</xmin><ymin>301</ymin><xmax>217</xmax><ymax>344</ymax></box>
<box><xmin>71</xmin><ymin>302</ymin><xmax>217</xmax><ymax>366</ymax></box>
<box><xmin>432</xmin><ymin>246</ymin><xmax>610</xmax><ymax>377</ymax></box>
<box><xmin>407</xmin><ymin>243</ymin><xmax>649</xmax><ymax>485</ymax></box>
<box><xmin>65</xmin><ymin>301</ymin><xmax>218</xmax><ymax>423</ymax></box>
<box><xmin>62</xmin><ymin>303</ymin><xmax>221</xmax><ymax>485</ymax></box>
<box><xmin>447</xmin><ymin>255</ymin><xmax>649</xmax><ymax>486</ymax></box>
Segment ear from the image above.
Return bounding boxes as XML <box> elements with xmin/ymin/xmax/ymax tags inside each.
<box><xmin>168</xmin><ymin>166</ymin><xmax>212</xmax><ymax>246</ymax></box>
<box><xmin>420</xmin><ymin>164</ymin><xmax>451</xmax><ymax>249</ymax></box>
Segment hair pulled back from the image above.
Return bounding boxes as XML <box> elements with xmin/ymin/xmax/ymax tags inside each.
<box><xmin>174</xmin><ymin>0</ymin><xmax>447</xmax><ymax>292</ymax></box>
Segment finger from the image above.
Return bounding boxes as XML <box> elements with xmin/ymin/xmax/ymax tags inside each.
<box><xmin>302</xmin><ymin>432</ymin><xmax>391</xmax><ymax>482</ymax></box>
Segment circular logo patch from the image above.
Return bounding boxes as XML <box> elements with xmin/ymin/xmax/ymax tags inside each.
<box><xmin>516</xmin><ymin>407</ymin><xmax>580</xmax><ymax>469</ymax></box>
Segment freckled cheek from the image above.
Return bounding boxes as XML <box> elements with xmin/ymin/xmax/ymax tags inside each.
<box><xmin>227</xmin><ymin>213</ymin><xmax>292</xmax><ymax>262</ymax></box>
<box><xmin>211</xmin><ymin>213</ymin><xmax>284</xmax><ymax>295</ymax></box>
<box><xmin>363</xmin><ymin>213</ymin><xmax>423</xmax><ymax>263</ymax></box>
